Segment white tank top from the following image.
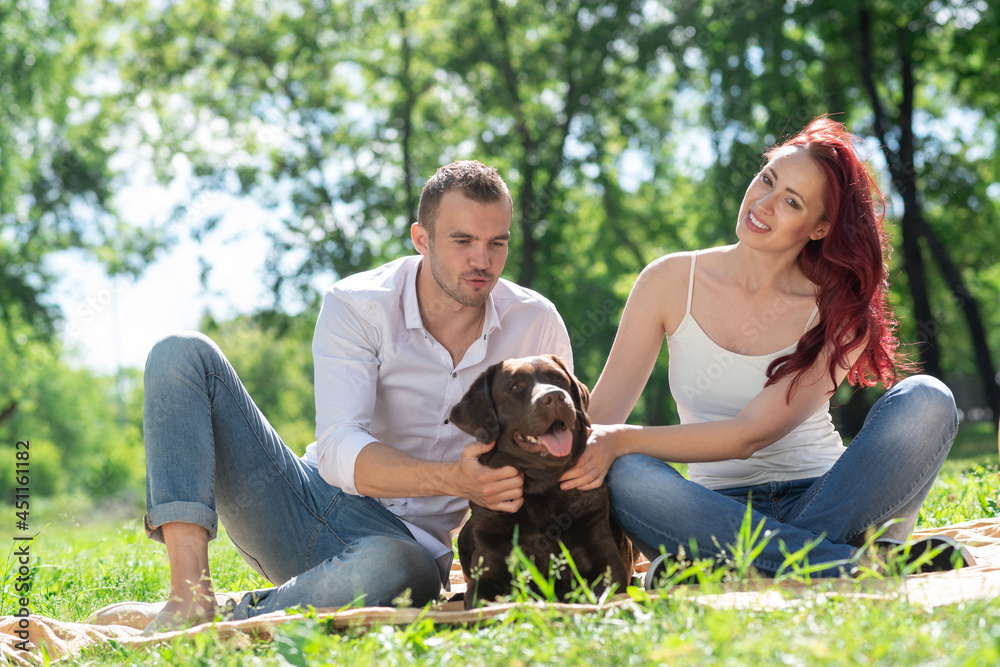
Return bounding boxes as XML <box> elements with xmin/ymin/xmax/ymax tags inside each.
<box><xmin>667</xmin><ymin>251</ymin><xmax>845</xmax><ymax>490</ymax></box>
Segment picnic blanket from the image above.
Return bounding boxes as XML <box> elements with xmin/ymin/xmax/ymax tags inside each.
<box><xmin>4</xmin><ymin>518</ymin><xmax>999</xmax><ymax>665</ymax></box>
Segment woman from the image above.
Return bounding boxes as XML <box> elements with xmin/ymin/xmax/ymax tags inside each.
<box><xmin>562</xmin><ymin>117</ymin><xmax>974</xmax><ymax>582</ymax></box>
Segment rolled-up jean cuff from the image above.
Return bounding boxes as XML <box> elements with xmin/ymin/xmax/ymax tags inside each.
<box><xmin>145</xmin><ymin>501</ymin><xmax>219</xmax><ymax>543</ymax></box>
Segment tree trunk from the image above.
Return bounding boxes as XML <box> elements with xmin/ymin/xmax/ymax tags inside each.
<box><xmin>858</xmin><ymin>10</ymin><xmax>941</xmax><ymax>378</ymax></box>
<box><xmin>916</xmin><ymin>216</ymin><xmax>1000</xmax><ymax>420</ymax></box>
<box><xmin>836</xmin><ymin>389</ymin><xmax>872</xmax><ymax>439</ymax></box>
<box><xmin>397</xmin><ymin>9</ymin><xmax>417</xmax><ymax>226</ymax></box>
<box><xmin>516</xmin><ymin>160</ymin><xmax>538</xmax><ymax>288</ymax></box>
<box><xmin>0</xmin><ymin>400</ymin><xmax>17</xmax><ymax>425</ymax></box>
<box><xmin>597</xmin><ymin>172</ymin><xmax>648</xmax><ymax>270</ymax></box>
<box><xmin>859</xmin><ymin>8</ymin><xmax>999</xmax><ymax>423</ymax></box>
<box><xmin>489</xmin><ymin>0</ymin><xmax>538</xmax><ymax>288</ymax></box>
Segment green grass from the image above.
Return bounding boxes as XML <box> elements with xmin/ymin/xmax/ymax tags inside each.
<box><xmin>5</xmin><ymin>422</ymin><xmax>999</xmax><ymax>665</ymax></box>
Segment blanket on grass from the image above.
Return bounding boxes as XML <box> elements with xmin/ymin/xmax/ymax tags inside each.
<box><xmin>4</xmin><ymin>518</ymin><xmax>999</xmax><ymax>665</ymax></box>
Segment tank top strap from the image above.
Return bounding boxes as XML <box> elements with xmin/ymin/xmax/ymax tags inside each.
<box><xmin>684</xmin><ymin>251</ymin><xmax>698</xmax><ymax>318</ymax></box>
<box><xmin>803</xmin><ymin>305</ymin><xmax>819</xmax><ymax>333</ymax></box>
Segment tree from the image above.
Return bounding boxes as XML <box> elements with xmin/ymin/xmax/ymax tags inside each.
<box><xmin>659</xmin><ymin>0</ymin><xmax>1000</xmax><ymax>428</ymax></box>
<box><xmin>0</xmin><ymin>346</ymin><xmax>147</xmax><ymax>503</ymax></box>
<box><xmin>855</xmin><ymin>1</ymin><xmax>1000</xmax><ymax>422</ymax></box>
<box><xmin>103</xmin><ymin>0</ymin><xmax>1000</xmax><ymax>428</ymax></box>
<box><xmin>200</xmin><ymin>312</ymin><xmax>317</xmax><ymax>454</ymax></box>
<box><xmin>1</xmin><ymin>0</ymin><xmax>163</xmax><ymax>425</ymax></box>
<box><xmin>113</xmin><ymin>0</ymin><xmax>686</xmax><ymax>396</ymax></box>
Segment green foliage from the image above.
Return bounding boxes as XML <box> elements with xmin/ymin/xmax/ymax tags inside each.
<box><xmin>85</xmin><ymin>0</ymin><xmax>998</xmax><ymax>424</ymax></box>
<box><xmin>2</xmin><ymin>0</ymin><xmax>998</xmax><ymax>510</ymax></box>
<box><xmin>104</xmin><ymin>0</ymin><xmax>690</xmax><ymax>406</ymax></box>
<box><xmin>0</xmin><ymin>329</ymin><xmax>146</xmax><ymax>504</ymax></box>
<box><xmin>0</xmin><ymin>0</ymin><xmax>165</xmax><ymax>323</ymax></box>
<box><xmin>15</xmin><ymin>450</ymin><xmax>1000</xmax><ymax>664</ymax></box>
<box><xmin>0</xmin><ymin>309</ymin><xmax>319</xmax><ymax>508</ymax></box>
<box><xmin>1</xmin><ymin>520</ymin><xmax>268</xmax><ymax>622</ymax></box>
<box><xmin>921</xmin><ymin>460</ymin><xmax>1000</xmax><ymax>527</ymax></box>
<box><xmin>199</xmin><ymin>311</ymin><xmax>317</xmax><ymax>454</ymax></box>
<box><xmin>2</xmin><ymin>1</ymin><xmax>999</xmax><ymax>658</ymax></box>
<box><xmin>1</xmin><ymin>0</ymin><xmax>165</xmax><ymax>463</ymax></box>
<box><xmin>0</xmin><ymin>313</ymin><xmax>58</xmax><ymax>447</ymax></box>
<box><xmin>4</xmin><ymin>0</ymin><xmax>1000</xmax><ymax>435</ymax></box>
<box><xmin>495</xmin><ymin>539</ymin><xmax>624</xmax><ymax>608</ymax></box>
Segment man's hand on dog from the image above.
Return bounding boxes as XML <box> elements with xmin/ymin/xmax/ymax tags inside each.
<box><xmin>453</xmin><ymin>441</ymin><xmax>525</xmax><ymax>513</ymax></box>
<box><xmin>559</xmin><ymin>424</ymin><xmax>618</xmax><ymax>491</ymax></box>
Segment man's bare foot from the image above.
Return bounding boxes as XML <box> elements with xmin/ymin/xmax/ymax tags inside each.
<box><xmin>142</xmin><ymin>609</ymin><xmax>204</xmax><ymax>636</ymax></box>
<box><xmin>145</xmin><ymin>522</ymin><xmax>221</xmax><ymax>635</ymax></box>
<box><xmin>141</xmin><ymin>595</ymin><xmax>228</xmax><ymax>636</ymax></box>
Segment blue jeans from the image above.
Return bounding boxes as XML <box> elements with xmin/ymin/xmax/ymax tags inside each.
<box><xmin>608</xmin><ymin>375</ymin><xmax>959</xmax><ymax>577</ymax></box>
<box><xmin>143</xmin><ymin>333</ymin><xmax>441</xmax><ymax>618</ymax></box>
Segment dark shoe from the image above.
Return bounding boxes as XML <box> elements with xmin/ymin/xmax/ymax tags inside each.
<box><xmin>873</xmin><ymin>535</ymin><xmax>976</xmax><ymax>573</ymax></box>
<box><xmin>644</xmin><ymin>553</ymin><xmax>700</xmax><ymax>590</ymax></box>
<box><xmin>643</xmin><ymin>553</ymin><xmax>670</xmax><ymax>590</ymax></box>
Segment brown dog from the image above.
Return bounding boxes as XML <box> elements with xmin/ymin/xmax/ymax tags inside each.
<box><xmin>449</xmin><ymin>354</ymin><xmax>635</xmax><ymax>609</ymax></box>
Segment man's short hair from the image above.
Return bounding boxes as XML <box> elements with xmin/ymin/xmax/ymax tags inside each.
<box><xmin>417</xmin><ymin>160</ymin><xmax>513</xmax><ymax>234</ymax></box>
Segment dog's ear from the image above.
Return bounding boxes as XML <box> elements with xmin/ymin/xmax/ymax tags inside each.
<box><xmin>547</xmin><ymin>355</ymin><xmax>591</xmax><ymax>426</ymax></box>
<box><xmin>449</xmin><ymin>363</ymin><xmax>501</xmax><ymax>444</ymax></box>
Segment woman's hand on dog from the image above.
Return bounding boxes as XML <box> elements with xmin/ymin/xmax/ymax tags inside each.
<box><xmin>559</xmin><ymin>424</ymin><xmax>620</xmax><ymax>491</ymax></box>
<box><xmin>453</xmin><ymin>441</ymin><xmax>525</xmax><ymax>513</ymax></box>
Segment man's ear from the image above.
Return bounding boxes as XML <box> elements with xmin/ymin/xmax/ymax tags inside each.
<box><xmin>411</xmin><ymin>222</ymin><xmax>430</xmax><ymax>256</ymax></box>
<box><xmin>449</xmin><ymin>363</ymin><xmax>500</xmax><ymax>444</ymax></box>
<box><xmin>547</xmin><ymin>354</ymin><xmax>591</xmax><ymax>428</ymax></box>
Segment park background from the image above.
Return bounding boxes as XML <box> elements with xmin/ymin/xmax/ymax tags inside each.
<box><xmin>2</xmin><ymin>0</ymin><xmax>998</xmax><ymax>519</ymax></box>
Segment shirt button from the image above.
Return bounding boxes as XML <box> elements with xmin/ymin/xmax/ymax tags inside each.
<box><xmin>443</xmin><ymin>419</ymin><xmax>450</xmax><ymax>425</ymax></box>
<box><xmin>451</xmin><ymin>372</ymin><xmax>457</xmax><ymax>378</ymax></box>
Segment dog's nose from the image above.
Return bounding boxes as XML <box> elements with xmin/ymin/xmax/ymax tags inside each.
<box><xmin>538</xmin><ymin>387</ymin><xmax>563</xmax><ymax>406</ymax></box>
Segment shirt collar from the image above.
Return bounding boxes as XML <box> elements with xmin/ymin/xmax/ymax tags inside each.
<box><xmin>402</xmin><ymin>257</ymin><xmax>425</xmax><ymax>331</ymax></box>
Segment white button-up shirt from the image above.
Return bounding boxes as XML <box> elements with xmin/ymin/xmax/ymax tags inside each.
<box><xmin>301</xmin><ymin>255</ymin><xmax>572</xmax><ymax>577</ymax></box>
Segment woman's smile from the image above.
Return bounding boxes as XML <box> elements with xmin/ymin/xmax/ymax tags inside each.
<box><xmin>745</xmin><ymin>210</ymin><xmax>772</xmax><ymax>232</ymax></box>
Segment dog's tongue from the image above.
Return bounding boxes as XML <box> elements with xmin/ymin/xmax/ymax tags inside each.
<box><xmin>538</xmin><ymin>428</ymin><xmax>573</xmax><ymax>457</ymax></box>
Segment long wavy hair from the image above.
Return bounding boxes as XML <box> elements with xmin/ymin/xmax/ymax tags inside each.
<box><xmin>763</xmin><ymin>117</ymin><xmax>908</xmax><ymax>394</ymax></box>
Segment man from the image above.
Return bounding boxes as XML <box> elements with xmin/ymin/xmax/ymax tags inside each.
<box><xmin>139</xmin><ymin>160</ymin><xmax>572</xmax><ymax>633</ymax></box>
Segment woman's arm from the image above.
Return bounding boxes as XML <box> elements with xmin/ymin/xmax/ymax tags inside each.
<box><xmin>588</xmin><ymin>254</ymin><xmax>689</xmax><ymax>424</ymax></box>
<box><xmin>564</xmin><ymin>249</ymin><xmax>862</xmax><ymax>490</ymax></box>
<box><xmin>564</xmin><ymin>344</ymin><xmax>857</xmax><ymax>491</ymax></box>
<box><xmin>604</xmin><ymin>344</ymin><xmax>856</xmax><ymax>463</ymax></box>
<box><xmin>560</xmin><ymin>254</ymin><xmax>684</xmax><ymax>490</ymax></box>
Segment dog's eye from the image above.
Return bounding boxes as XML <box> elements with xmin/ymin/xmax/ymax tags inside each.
<box><xmin>545</xmin><ymin>373</ymin><xmax>569</xmax><ymax>388</ymax></box>
<box><xmin>509</xmin><ymin>382</ymin><xmax>522</xmax><ymax>392</ymax></box>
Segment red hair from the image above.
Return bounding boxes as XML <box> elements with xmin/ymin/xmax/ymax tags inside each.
<box><xmin>763</xmin><ymin>117</ymin><xmax>907</xmax><ymax>394</ymax></box>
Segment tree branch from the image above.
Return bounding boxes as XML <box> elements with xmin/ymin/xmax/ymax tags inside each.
<box><xmin>488</xmin><ymin>0</ymin><xmax>537</xmax><ymax>287</ymax></box>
